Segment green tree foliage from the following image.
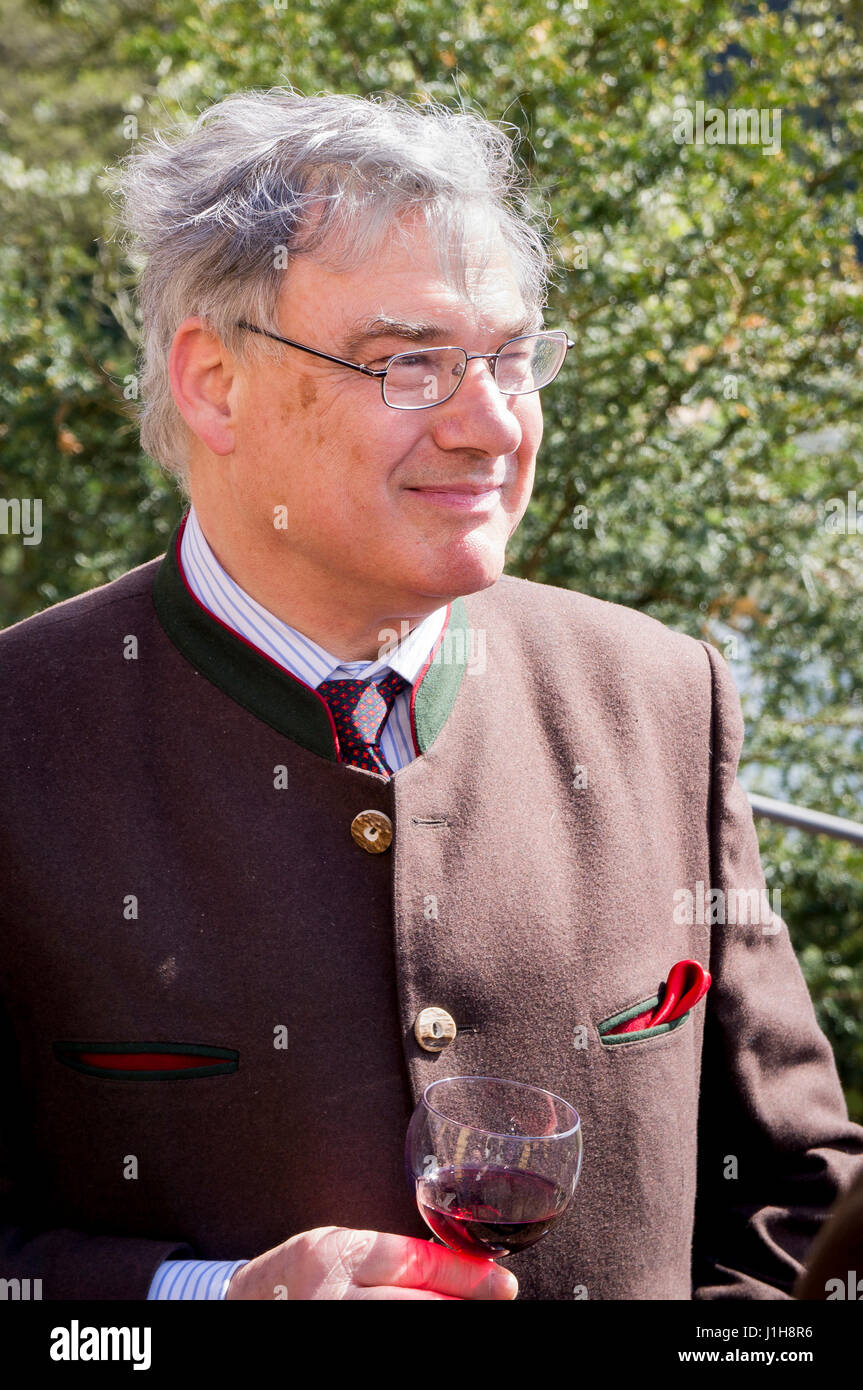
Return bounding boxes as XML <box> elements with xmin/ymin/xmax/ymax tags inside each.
<box><xmin>1</xmin><ymin>0</ymin><xmax>862</xmax><ymax>1113</ymax></box>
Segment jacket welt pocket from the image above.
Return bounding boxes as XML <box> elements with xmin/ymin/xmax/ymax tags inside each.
<box><xmin>53</xmin><ymin>1041</ymin><xmax>239</xmax><ymax>1080</ymax></box>
<box><xmin>597</xmin><ymin>995</ymin><xmax>690</xmax><ymax>1047</ymax></box>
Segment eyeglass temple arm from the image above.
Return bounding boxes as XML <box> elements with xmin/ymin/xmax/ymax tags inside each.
<box><xmin>235</xmin><ymin>321</ymin><xmax>385</xmax><ymax>378</ymax></box>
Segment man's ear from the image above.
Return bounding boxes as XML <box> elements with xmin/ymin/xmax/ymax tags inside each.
<box><xmin>168</xmin><ymin>316</ymin><xmax>237</xmax><ymax>456</ymax></box>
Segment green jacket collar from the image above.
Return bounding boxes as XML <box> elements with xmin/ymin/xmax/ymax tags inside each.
<box><xmin>152</xmin><ymin>515</ymin><xmax>470</xmax><ymax>765</ymax></box>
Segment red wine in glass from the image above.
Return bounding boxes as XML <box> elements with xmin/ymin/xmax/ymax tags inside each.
<box><xmin>406</xmin><ymin>1075</ymin><xmax>582</xmax><ymax>1265</ymax></box>
<box><xmin>417</xmin><ymin>1163</ymin><xmax>569</xmax><ymax>1257</ymax></box>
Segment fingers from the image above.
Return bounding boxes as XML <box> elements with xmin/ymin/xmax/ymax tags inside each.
<box><xmin>347</xmin><ymin>1230</ymin><xmax>518</xmax><ymax>1300</ymax></box>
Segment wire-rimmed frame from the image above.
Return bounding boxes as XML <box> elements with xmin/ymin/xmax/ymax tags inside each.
<box><xmin>235</xmin><ymin>321</ymin><xmax>575</xmax><ymax>410</ymax></box>
<box><xmin>381</xmin><ymin>331</ymin><xmax>573</xmax><ymax>410</ymax></box>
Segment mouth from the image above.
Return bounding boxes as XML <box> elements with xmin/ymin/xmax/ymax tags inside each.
<box><xmin>405</xmin><ymin>483</ymin><xmax>503</xmax><ymax>512</ymax></box>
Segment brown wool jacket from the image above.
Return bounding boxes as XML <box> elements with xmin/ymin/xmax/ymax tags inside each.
<box><xmin>1</xmin><ymin>523</ymin><xmax>862</xmax><ymax>1300</ymax></box>
<box><xmin>793</xmin><ymin>1164</ymin><xmax>863</xmax><ymax>1299</ymax></box>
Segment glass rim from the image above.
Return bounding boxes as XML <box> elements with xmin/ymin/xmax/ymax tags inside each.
<box><xmin>382</xmin><ymin>339</ymin><xmax>567</xmax><ymax>408</ymax></box>
<box><xmin>421</xmin><ymin>1074</ymin><xmax>581</xmax><ymax>1141</ymax></box>
<box><xmin>386</xmin><ymin>329</ymin><xmax>568</xmax><ymax>360</ymax></box>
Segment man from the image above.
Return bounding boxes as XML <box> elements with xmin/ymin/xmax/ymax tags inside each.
<box><xmin>1</xmin><ymin>87</ymin><xmax>861</xmax><ymax>1302</ymax></box>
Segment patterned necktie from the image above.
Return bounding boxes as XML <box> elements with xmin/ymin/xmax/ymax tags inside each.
<box><xmin>317</xmin><ymin>669</ymin><xmax>410</xmax><ymax>776</ymax></box>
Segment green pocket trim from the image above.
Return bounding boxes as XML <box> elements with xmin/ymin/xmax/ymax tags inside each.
<box><xmin>53</xmin><ymin>1041</ymin><xmax>239</xmax><ymax>1080</ymax></box>
<box><xmin>597</xmin><ymin>994</ymin><xmax>690</xmax><ymax>1046</ymax></box>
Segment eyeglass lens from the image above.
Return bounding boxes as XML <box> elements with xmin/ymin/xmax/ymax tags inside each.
<box><xmin>382</xmin><ymin>333</ymin><xmax>567</xmax><ymax>408</ymax></box>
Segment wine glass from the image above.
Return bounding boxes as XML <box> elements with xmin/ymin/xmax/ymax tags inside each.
<box><xmin>405</xmin><ymin>1075</ymin><xmax>582</xmax><ymax>1260</ymax></box>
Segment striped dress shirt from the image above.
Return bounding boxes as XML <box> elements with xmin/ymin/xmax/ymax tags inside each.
<box><xmin>148</xmin><ymin>504</ymin><xmax>449</xmax><ymax>1299</ymax></box>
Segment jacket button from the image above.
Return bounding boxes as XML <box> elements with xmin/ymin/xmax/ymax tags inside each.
<box><xmin>414</xmin><ymin>1007</ymin><xmax>457</xmax><ymax>1052</ymax></box>
<box><xmin>351</xmin><ymin>810</ymin><xmax>393</xmax><ymax>853</ymax></box>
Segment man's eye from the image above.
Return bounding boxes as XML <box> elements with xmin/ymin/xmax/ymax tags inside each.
<box><xmin>369</xmin><ymin>355</ymin><xmax>412</xmax><ymax>369</ymax></box>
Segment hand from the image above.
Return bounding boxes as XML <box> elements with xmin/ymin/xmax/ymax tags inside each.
<box><xmin>225</xmin><ymin>1226</ymin><xmax>519</xmax><ymax>1300</ymax></box>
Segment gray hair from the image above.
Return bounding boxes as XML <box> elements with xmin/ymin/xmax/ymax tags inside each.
<box><xmin>109</xmin><ymin>87</ymin><xmax>556</xmax><ymax>490</ymax></box>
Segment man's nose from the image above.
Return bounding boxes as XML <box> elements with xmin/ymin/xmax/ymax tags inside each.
<box><xmin>431</xmin><ymin>357</ymin><xmax>524</xmax><ymax>454</ymax></box>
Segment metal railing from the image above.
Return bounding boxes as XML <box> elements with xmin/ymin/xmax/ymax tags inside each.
<box><xmin>748</xmin><ymin>793</ymin><xmax>863</xmax><ymax>847</ymax></box>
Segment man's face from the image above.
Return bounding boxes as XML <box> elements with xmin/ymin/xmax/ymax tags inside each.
<box><xmin>221</xmin><ymin>214</ymin><xmax>543</xmax><ymax>614</ymax></box>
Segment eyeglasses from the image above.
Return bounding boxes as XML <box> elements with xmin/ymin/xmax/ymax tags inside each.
<box><xmin>235</xmin><ymin>320</ymin><xmax>574</xmax><ymax>410</ymax></box>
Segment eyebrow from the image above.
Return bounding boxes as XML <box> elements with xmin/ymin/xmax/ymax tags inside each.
<box><xmin>340</xmin><ymin>313</ymin><xmax>544</xmax><ymax>358</ymax></box>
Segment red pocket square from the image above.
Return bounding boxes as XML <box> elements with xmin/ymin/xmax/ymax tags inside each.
<box><xmin>606</xmin><ymin>960</ymin><xmax>711</xmax><ymax>1036</ymax></box>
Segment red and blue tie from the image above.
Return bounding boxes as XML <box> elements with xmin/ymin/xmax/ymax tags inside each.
<box><xmin>317</xmin><ymin>670</ymin><xmax>410</xmax><ymax>776</ymax></box>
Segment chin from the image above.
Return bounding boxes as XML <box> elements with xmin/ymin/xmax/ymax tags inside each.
<box><xmin>413</xmin><ymin>548</ymin><xmax>506</xmax><ymax>602</ymax></box>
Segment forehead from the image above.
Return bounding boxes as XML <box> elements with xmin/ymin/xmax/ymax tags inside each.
<box><xmin>291</xmin><ymin>212</ymin><xmax>531</xmax><ymax>341</ymax></box>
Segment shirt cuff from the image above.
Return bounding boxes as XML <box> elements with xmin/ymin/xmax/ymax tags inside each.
<box><xmin>147</xmin><ymin>1258</ymin><xmax>250</xmax><ymax>1300</ymax></box>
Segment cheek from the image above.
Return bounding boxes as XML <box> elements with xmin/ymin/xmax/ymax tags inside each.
<box><xmin>518</xmin><ymin>400</ymin><xmax>543</xmax><ymax>454</ymax></box>
<box><xmin>341</xmin><ymin>415</ymin><xmax>427</xmax><ymax>480</ymax></box>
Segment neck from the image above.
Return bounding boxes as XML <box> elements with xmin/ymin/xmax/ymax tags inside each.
<box><xmin>187</xmin><ymin>505</ymin><xmax>437</xmax><ymax>662</ymax></box>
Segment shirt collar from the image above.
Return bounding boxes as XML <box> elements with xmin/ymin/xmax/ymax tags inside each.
<box><xmin>180</xmin><ymin>504</ymin><xmax>449</xmax><ymax>688</ymax></box>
